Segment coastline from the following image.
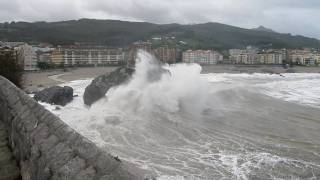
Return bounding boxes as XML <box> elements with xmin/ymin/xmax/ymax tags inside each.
<box><xmin>22</xmin><ymin>65</ymin><xmax>320</xmax><ymax>93</ymax></box>
<box><xmin>201</xmin><ymin>64</ymin><xmax>320</xmax><ymax>74</ymax></box>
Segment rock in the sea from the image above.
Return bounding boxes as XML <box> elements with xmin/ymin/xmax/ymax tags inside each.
<box><xmin>34</xmin><ymin>86</ymin><xmax>73</xmax><ymax>106</ymax></box>
<box><xmin>83</xmin><ymin>67</ymin><xmax>131</xmax><ymax>106</ymax></box>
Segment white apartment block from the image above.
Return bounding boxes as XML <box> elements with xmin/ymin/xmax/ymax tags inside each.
<box><xmin>288</xmin><ymin>49</ymin><xmax>319</xmax><ymax>65</ymax></box>
<box><xmin>230</xmin><ymin>49</ymin><xmax>285</xmax><ymax>65</ymax></box>
<box><xmin>17</xmin><ymin>44</ymin><xmax>38</xmax><ymax>71</ymax></box>
<box><xmin>183</xmin><ymin>50</ymin><xmax>223</xmax><ymax>65</ymax></box>
<box><xmin>59</xmin><ymin>47</ymin><xmax>124</xmax><ymax>66</ymax></box>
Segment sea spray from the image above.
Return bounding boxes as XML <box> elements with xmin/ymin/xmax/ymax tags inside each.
<box><xmin>91</xmin><ymin>50</ymin><xmax>211</xmax><ymax>120</ymax></box>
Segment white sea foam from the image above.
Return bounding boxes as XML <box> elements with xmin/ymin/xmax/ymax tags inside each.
<box><xmin>205</xmin><ymin>73</ymin><xmax>320</xmax><ymax>108</ymax></box>
<box><xmin>39</xmin><ymin>51</ymin><xmax>320</xmax><ymax>179</ymax></box>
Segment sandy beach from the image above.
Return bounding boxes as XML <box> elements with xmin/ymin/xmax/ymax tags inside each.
<box><xmin>23</xmin><ymin>66</ymin><xmax>117</xmax><ymax>93</ymax></box>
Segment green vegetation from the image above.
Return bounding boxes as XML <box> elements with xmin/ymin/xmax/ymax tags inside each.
<box><xmin>0</xmin><ymin>52</ymin><xmax>23</xmax><ymax>88</ymax></box>
<box><xmin>37</xmin><ymin>61</ymin><xmax>55</xmax><ymax>69</ymax></box>
<box><xmin>1</xmin><ymin>19</ymin><xmax>320</xmax><ymax>50</ymax></box>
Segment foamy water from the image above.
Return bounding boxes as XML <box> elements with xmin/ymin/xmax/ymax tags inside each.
<box><xmin>40</xmin><ymin>51</ymin><xmax>320</xmax><ymax>179</ymax></box>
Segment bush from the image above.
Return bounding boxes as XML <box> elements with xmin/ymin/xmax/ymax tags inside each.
<box><xmin>37</xmin><ymin>61</ymin><xmax>57</xmax><ymax>69</ymax></box>
<box><xmin>0</xmin><ymin>52</ymin><xmax>23</xmax><ymax>88</ymax></box>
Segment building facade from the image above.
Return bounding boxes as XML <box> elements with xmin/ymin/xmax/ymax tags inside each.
<box><xmin>288</xmin><ymin>49</ymin><xmax>319</xmax><ymax>65</ymax></box>
<box><xmin>17</xmin><ymin>44</ymin><xmax>38</xmax><ymax>71</ymax></box>
<box><xmin>154</xmin><ymin>45</ymin><xmax>178</xmax><ymax>64</ymax></box>
<box><xmin>182</xmin><ymin>50</ymin><xmax>223</xmax><ymax>65</ymax></box>
<box><xmin>51</xmin><ymin>48</ymin><xmax>64</xmax><ymax>65</ymax></box>
<box><xmin>229</xmin><ymin>49</ymin><xmax>285</xmax><ymax>65</ymax></box>
<box><xmin>52</xmin><ymin>46</ymin><xmax>124</xmax><ymax>66</ymax></box>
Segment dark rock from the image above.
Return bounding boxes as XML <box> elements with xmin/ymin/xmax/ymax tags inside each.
<box><xmin>114</xmin><ymin>156</ymin><xmax>121</xmax><ymax>162</ymax></box>
<box><xmin>83</xmin><ymin>67</ymin><xmax>131</xmax><ymax>106</ymax></box>
<box><xmin>34</xmin><ymin>86</ymin><xmax>73</xmax><ymax>106</ymax></box>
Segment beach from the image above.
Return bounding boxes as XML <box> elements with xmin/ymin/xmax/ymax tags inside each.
<box><xmin>22</xmin><ymin>66</ymin><xmax>117</xmax><ymax>93</ymax></box>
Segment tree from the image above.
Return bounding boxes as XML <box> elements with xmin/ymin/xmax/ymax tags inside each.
<box><xmin>37</xmin><ymin>61</ymin><xmax>58</xmax><ymax>69</ymax></box>
<box><xmin>0</xmin><ymin>51</ymin><xmax>23</xmax><ymax>88</ymax></box>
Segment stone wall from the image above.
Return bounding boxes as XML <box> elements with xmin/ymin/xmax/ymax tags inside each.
<box><xmin>0</xmin><ymin>76</ymin><xmax>151</xmax><ymax>180</ymax></box>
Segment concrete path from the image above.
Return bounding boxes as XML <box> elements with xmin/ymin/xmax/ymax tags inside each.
<box><xmin>0</xmin><ymin>121</ymin><xmax>20</xmax><ymax>180</ymax></box>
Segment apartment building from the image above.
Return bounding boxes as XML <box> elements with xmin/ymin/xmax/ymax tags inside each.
<box><xmin>259</xmin><ymin>50</ymin><xmax>286</xmax><ymax>64</ymax></box>
<box><xmin>288</xmin><ymin>49</ymin><xmax>319</xmax><ymax>65</ymax></box>
<box><xmin>154</xmin><ymin>45</ymin><xmax>179</xmax><ymax>64</ymax></box>
<box><xmin>51</xmin><ymin>48</ymin><xmax>64</xmax><ymax>65</ymax></box>
<box><xmin>229</xmin><ymin>48</ymin><xmax>259</xmax><ymax>64</ymax></box>
<box><xmin>35</xmin><ymin>47</ymin><xmax>54</xmax><ymax>64</ymax></box>
<box><xmin>182</xmin><ymin>50</ymin><xmax>223</xmax><ymax>65</ymax></box>
<box><xmin>1</xmin><ymin>42</ymin><xmax>38</xmax><ymax>70</ymax></box>
<box><xmin>230</xmin><ymin>48</ymin><xmax>285</xmax><ymax>65</ymax></box>
<box><xmin>52</xmin><ymin>46</ymin><xmax>124</xmax><ymax>66</ymax></box>
<box><xmin>17</xmin><ymin>44</ymin><xmax>38</xmax><ymax>71</ymax></box>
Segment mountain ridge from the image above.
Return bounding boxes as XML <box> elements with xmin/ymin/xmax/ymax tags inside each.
<box><xmin>252</xmin><ymin>26</ymin><xmax>275</xmax><ymax>33</ymax></box>
<box><xmin>0</xmin><ymin>19</ymin><xmax>319</xmax><ymax>50</ymax></box>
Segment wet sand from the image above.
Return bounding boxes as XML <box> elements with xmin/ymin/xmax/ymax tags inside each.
<box><xmin>23</xmin><ymin>67</ymin><xmax>117</xmax><ymax>93</ymax></box>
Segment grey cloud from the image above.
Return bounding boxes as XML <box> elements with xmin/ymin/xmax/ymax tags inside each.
<box><xmin>0</xmin><ymin>0</ymin><xmax>319</xmax><ymax>39</ymax></box>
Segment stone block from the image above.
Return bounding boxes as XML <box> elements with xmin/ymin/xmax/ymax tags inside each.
<box><xmin>57</xmin><ymin>156</ymin><xmax>86</xmax><ymax>179</ymax></box>
<box><xmin>31</xmin><ymin>123</ymin><xmax>50</xmax><ymax>145</ymax></box>
<box><xmin>47</xmin><ymin>117</ymin><xmax>66</xmax><ymax>133</ymax></box>
<box><xmin>54</xmin><ymin>124</ymin><xmax>76</xmax><ymax>141</ymax></box>
<box><xmin>73</xmin><ymin>137</ymin><xmax>99</xmax><ymax>161</ymax></box>
<box><xmin>39</xmin><ymin>135</ymin><xmax>59</xmax><ymax>153</ymax></box>
<box><xmin>46</xmin><ymin>143</ymin><xmax>74</xmax><ymax>172</ymax></box>
<box><xmin>95</xmin><ymin>153</ymin><xmax>120</xmax><ymax>173</ymax></box>
<box><xmin>74</xmin><ymin>166</ymin><xmax>96</xmax><ymax>180</ymax></box>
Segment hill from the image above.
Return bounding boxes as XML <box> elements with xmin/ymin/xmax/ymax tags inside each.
<box><xmin>252</xmin><ymin>26</ymin><xmax>275</xmax><ymax>33</ymax></box>
<box><xmin>0</xmin><ymin>19</ymin><xmax>319</xmax><ymax>50</ymax></box>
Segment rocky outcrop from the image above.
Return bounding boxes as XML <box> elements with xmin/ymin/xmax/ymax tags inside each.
<box><xmin>0</xmin><ymin>76</ymin><xmax>153</xmax><ymax>179</ymax></box>
<box><xmin>34</xmin><ymin>86</ymin><xmax>73</xmax><ymax>106</ymax></box>
<box><xmin>83</xmin><ymin>67</ymin><xmax>131</xmax><ymax>106</ymax></box>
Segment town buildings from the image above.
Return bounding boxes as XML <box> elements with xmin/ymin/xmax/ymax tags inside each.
<box><xmin>0</xmin><ymin>45</ymin><xmax>20</xmax><ymax>69</ymax></box>
<box><xmin>259</xmin><ymin>49</ymin><xmax>286</xmax><ymax>64</ymax></box>
<box><xmin>52</xmin><ymin>46</ymin><xmax>125</xmax><ymax>66</ymax></box>
<box><xmin>35</xmin><ymin>47</ymin><xmax>54</xmax><ymax>64</ymax></box>
<box><xmin>182</xmin><ymin>50</ymin><xmax>223</xmax><ymax>65</ymax></box>
<box><xmin>51</xmin><ymin>49</ymin><xmax>64</xmax><ymax>65</ymax></box>
<box><xmin>288</xmin><ymin>49</ymin><xmax>320</xmax><ymax>65</ymax></box>
<box><xmin>2</xmin><ymin>40</ymin><xmax>320</xmax><ymax>70</ymax></box>
<box><xmin>16</xmin><ymin>44</ymin><xmax>38</xmax><ymax>71</ymax></box>
<box><xmin>0</xmin><ymin>42</ymin><xmax>38</xmax><ymax>70</ymax></box>
<box><xmin>154</xmin><ymin>45</ymin><xmax>179</xmax><ymax>64</ymax></box>
<box><xmin>229</xmin><ymin>48</ymin><xmax>286</xmax><ymax>65</ymax></box>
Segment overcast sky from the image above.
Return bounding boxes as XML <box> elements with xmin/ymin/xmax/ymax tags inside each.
<box><xmin>0</xmin><ymin>0</ymin><xmax>319</xmax><ymax>39</ymax></box>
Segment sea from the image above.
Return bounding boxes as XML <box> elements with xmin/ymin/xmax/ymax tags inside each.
<box><xmin>40</xmin><ymin>52</ymin><xmax>320</xmax><ymax>180</ymax></box>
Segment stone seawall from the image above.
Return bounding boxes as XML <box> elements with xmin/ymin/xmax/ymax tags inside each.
<box><xmin>0</xmin><ymin>76</ymin><xmax>150</xmax><ymax>180</ymax></box>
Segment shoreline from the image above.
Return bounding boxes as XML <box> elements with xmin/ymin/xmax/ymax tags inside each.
<box><xmin>201</xmin><ymin>64</ymin><xmax>320</xmax><ymax>74</ymax></box>
<box><xmin>22</xmin><ymin>65</ymin><xmax>320</xmax><ymax>93</ymax></box>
